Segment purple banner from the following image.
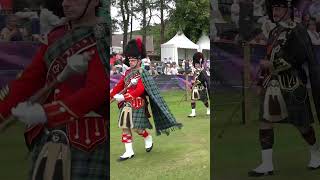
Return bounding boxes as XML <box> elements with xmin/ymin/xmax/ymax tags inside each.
<box><xmin>111</xmin><ymin>74</ymin><xmax>193</xmax><ymax>91</ymax></box>
<box><xmin>0</xmin><ymin>42</ymin><xmax>39</xmax><ymax>87</ymax></box>
<box><xmin>212</xmin><ymin>42</ymin><xmax>320</xmax><ymax>91</ymax></box>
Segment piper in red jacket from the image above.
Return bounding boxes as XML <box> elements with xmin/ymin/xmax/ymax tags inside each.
<box><xmin>0</xmin><ymin>0</ymin><xmax>108</xmax><ymax>179</ymax></box>
<box><xmin>110</xmin><ymin>38</ymin><xmax>153</xmax><ymax>161</ymax></box>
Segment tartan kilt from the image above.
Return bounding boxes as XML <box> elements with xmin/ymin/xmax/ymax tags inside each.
<box><xmin>191</xmin><ymin>88</ymin><xmax>208</xmax><ymax>102</ymax></box>
<box><xmin>119</xmin><ymin>104</ymin><xmax>153</xmax><ymax>129</ymax></box>
<box><xmin>29</xmin><ymin>132</ymin><xmax>108</xmax><ymax>180</ymax></box>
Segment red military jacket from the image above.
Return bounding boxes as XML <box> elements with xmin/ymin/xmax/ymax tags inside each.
<box><xmin>0</xmin><ymin>24</ymin><xmax>108</xmax><ymax>152</ymax></box>
<box><xmin>110</xmin><ymin>68</ymin><xmax>148</xmax><ymax>110</ymax></box>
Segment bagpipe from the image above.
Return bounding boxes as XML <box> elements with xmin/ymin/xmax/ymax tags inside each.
<box><xmin>110</xmin><ymin>78</ymin><xmax>138</xmax><ymax>103</ymax></box>
<box><xmin>0</xmin><ymin>50</ymin><xmax>94</xmax><ymax>132</ymax></box>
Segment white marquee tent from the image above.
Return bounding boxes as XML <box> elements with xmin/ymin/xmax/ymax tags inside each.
<box><xmin>161</xmin><ymin>32</ymin><xmax>199</xmax><ymax>64</ymax></box>
<box><xmin>197</xmin><ymin>34</ymin><xmax>210</xmax><ymax>60</ymax></box>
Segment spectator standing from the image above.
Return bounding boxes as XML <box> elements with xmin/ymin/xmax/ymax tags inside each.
<box><xmin>170</xmin><ymin>63</ymin><xmax>180</xmax><ymax>75</ymax></box>
<box><xmin>231</xmin><ymin>0</ymin><xmax>240</xmax><ymax>28</ymax></box>
<box><xmin>142</xmin><ymin>56</ymin><xmax>151</xmax><ymax>71</ymax></box>
<box><xmin>0</xmin><ymin>15</ymin><xmax>24</xmax><ymax>41</ymax></box>
<box><xmin>307</xmin><ymin>18</ymin><xmax>320</xmax><ymax>45</ymax></box>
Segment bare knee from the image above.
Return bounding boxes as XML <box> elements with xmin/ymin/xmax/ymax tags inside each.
<box><xmin>122</xmin><ymin>128</ymin><xmax>132</xmax><ymax>135</ymax></box>
<box><xmin>133</xmin><ymin>128</ymin><xmax>144</xmax><ymax>134</ymax></box>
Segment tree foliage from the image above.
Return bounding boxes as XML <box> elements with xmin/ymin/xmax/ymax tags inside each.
<box><xmin>168</xmin><ymin>0</ymin><xmax>209</xmax><ymax>42</ymax></box>
<box><xmin>112</xmin><ymin>0</ymin><xmax>210</xmax><ymax>55</ymax></box>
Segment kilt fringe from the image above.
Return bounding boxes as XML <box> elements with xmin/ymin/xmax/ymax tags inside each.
<box><xmin>156</xmin><ymin>123</ymin><xmax>183</xmax><ymax>136</ymax></box>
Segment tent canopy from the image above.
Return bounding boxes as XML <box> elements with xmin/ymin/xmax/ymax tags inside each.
<box><xmin>161</xmin><ymin>32</ymin><xmax>199</xmax><ymax>64</ymax></box>
<box><xmin>162</xmin><ymin>32</ymin><xmax>199</xmax><ymax>49</ymax></box>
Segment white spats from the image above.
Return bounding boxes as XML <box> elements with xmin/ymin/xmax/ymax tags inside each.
<box><xmin>188</xmin><ymin>109</ymin><xmax>196</xmax><ymax>117</ymax></box>
<box><xmin>308</xmin><ymin>144</ymin><xmax>320</xmax><ymax>169</ymax></box>
<box><xmin>120</xmin><ymin>143</ymin><xmax>134</xmax><ymax>159</ymax></box>
<box><xmin>144</xmin><ymin>135</ymin><xmax>153</xmax><ymax>149</ymax></box>
<box><xmin>253</xmin><ymin>149</ymin><xmax>274</xmax><ymax>173</ymax></box>
<box><xmin>206</xmin><ymin>108</ymin><xmax>210</xmax><ymax>115</ymax></box>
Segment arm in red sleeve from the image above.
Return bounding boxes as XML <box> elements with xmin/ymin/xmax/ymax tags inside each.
<box><xmin>123</xmin><ymin>78</ymin><xmax>145</xmax><ymax>101</ymax></box>
<box><xmin>44</xmin><ymin>51</ymin><xmax>108</xmax><ymax>127</ymax></box>
<box><xmin>0</xmin><ymin>45</ymin><xmax>48</xmax><ymax>120</ymax></box>
<box><xmin>110</xmin><ymin>75</ymin><xmax>125</xmax><ymax>98</ymax></box>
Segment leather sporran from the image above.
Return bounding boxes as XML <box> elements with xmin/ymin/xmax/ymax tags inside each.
<box><xmin>118</xmin><ymin>104</ymin><xmax>134</xmax><ymax>129</ymax></box>
<box><xmin>32</xmin><ymin>130</ymin><xmax>71</xmax><ymax>180</ymax></box>
<box><xmin>263</xmin><ymin>80</ymin><xmax>288</xmax><ymax>122</ymax></box>
<box><xmin>192</xmin><ymin>87</ymin><xmax>200</xmax><ymax>100</ymax></box>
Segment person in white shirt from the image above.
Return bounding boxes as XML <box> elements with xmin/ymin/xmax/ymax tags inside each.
<box><xmin>15</xmin><ymin>8</ymin><xmax>40</xmax><ymax>37</ymax></box>
<box><xmin>170</xmin><ymin>63</ymin><xmax>179</xmax><ymax>75</ymax></box>
<box><xmin>168</xmin><ymin>57</ymin><xmax>173</xmax><ymax>64</ymax></box>
<box><xmin>164</xmin><ymin>63</ymin><xmax>172</xmax><ymax>75</ymax></box>
<box><xmin>181</xmin><ymin>60</ymin><xmax>186</xmax><ymax>70</ymax></box>
<box><xmin>0</xmin><ymin>15</ymin><xmax>24</xmax><ymax>41</ymax></box>
<box><xmin>142</xmin><ymin>56</ymin><xmax>151</xmax><ymax>71</ymax></box>
<box><xmin>163</xmin><ymin>58</ymin><xmax>168</xmax><ymax>64</ymax></box>
<box><xmin>149</xmin><ymin>64</ymin><xmax>159</xmax><ymax>76</ymax></box>
<box><xmin>307</xmin><ymin>18</ymin><xmax>320</xmax><ymax>45</ymax></box>
<box><xmin>110</xmin><ymin>65</ymin><xmax>118</xmax><ymax>76</ymax></box>
<box><xmin>231</xmin><ymin>0</ymin><xmax>240</xmax><ymax>28</ymax></box>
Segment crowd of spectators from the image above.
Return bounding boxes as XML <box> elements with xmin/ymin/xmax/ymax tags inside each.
<box><xmin>110</xmin><ymin>53</ymin><xmax>210</xmax><ymax>77</ymax></box>
<box><xmin>215</xmin><ymin>0</ymin><xmax>320</xmax><ymax>46</ymax></box>
<box><xmin>0</xmin><ymin>1</ymin><xmax>64</xmax><ymax>42</ymax></box>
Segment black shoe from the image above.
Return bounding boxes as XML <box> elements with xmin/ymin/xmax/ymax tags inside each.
<box><xmin>117</xmin><ymin>154</ymin><xmax>134</xmax><ymax>162</ymax></box>
<box><xmin>146</xmin><ymin>144</ymin><xmax>153</xmax><ymax>152</ymax></box>
<box><xmin>188</xmin><ymin>115</ymin><xmax>196</xmax><ymax>118</ymax></box>
<box><xmin>248</xmin><ymin>170</ymin><xmax>274</xmax><ymax>177</ymax></box>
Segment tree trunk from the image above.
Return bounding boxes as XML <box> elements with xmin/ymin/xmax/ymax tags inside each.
<box><xmin>130</xmin><ymin>0</ymin><xmax>133</xmax><ymax>40</ymax></box>
<box><xmin>120</xmin><ymin>0</ymin><xmax>130</xmax><ymax>50</ymax></box>
<box><xmin>160</xmin><ymin>0</ymin><xmax>165</xmax><ymax>44</ymax></box>
<box><xmin>142</xmin><ymin>0</ymin><xmax>147</xmax><ymax>46</ymax></box>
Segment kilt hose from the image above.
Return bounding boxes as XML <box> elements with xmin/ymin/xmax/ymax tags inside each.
<box><xmin>28</xmin><ymin>132</ymin><xmax>108</xmax><ymax>180</ymax></box>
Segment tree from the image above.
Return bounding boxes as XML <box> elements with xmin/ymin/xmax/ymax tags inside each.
<box><xmin>168</xmin><ymin>0</ymin><xmax>210</xmax><ymax>42</ymax></box>
<box><xmin>112</xmin><ymin>0</ymin><xmax>131</xmax><ymax>50</ymax></box>
<box><xmin>160</xmin><ymin>0</ymin><xmax>165</xmax><ymax>44</ymax></box>
<box><xmin>132</xmin><ymin>0</ymin><xmax>156</xmax><ymax>45</ymax></box>
<box><xmin>140</xmin><ymin>0</ymin><xmax>146</xmax><ymax>45</ymax></box>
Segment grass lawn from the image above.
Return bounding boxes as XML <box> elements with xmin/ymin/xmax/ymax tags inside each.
<box><xmin>110</xmin><ymin>90</ymin><xmax>210</xmax><ymax>180</ymax></box>
<box><xmin>0</xmin><ymin>90</ymin><xmax>210</xmax><ymax>180</ymax></box>
<box><xmin>212</xmin><ymin>91</ymin><xmax>320</xmax><ymax>180</ymax></box>
<box><xmin>0</xmin><ymin>123</ymin><xmax>29</xmax><ymax>179</ymax></box>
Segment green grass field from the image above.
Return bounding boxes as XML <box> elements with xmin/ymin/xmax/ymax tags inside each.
<box><xmin>213</xmin><ymin>91</ymin><xmax>320</xmax><ymax>180</ymax></box>
<box><xmin>0</xmin><ymin>90</ymin><xmax>210</xmax><ymax>180</ymax></box>
<box><xmin>110</xmin><ymin>90</ymin><xmax>210</xmax><ymax>180</ymax></box>
<box><xmin>0</xmin><ymin>123</ymin><xmax>29</xmax><ymax>179</ymax></box>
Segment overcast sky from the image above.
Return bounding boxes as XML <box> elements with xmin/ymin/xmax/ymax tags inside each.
<box><xmin>111</xmin><ymin>2</ymin><xmax>174</xmax><ymax>34</ymax></box>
